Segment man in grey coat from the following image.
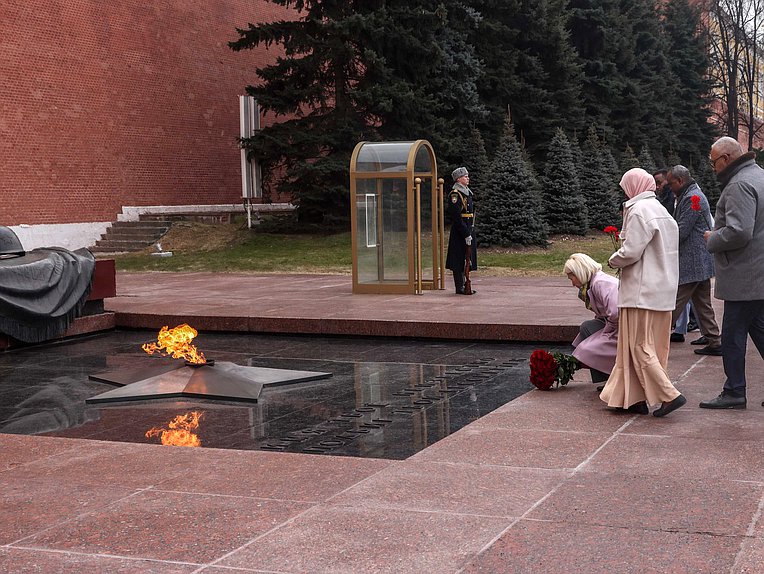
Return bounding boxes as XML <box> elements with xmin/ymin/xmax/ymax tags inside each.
<box><xmin>666</xmin><ymin>165</ymin><xmax>721</xmax><ymax>356</ymax></box>
<box><xmin>700</xmin><ymin>137</ymin><xmax>764</xmax><ymax>409</ymax></box>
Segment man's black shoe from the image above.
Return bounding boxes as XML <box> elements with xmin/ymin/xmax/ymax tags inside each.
<box><xmin>653</xmin><ymin>394</ymin><xmax>687</xmax><ymax>417</ymax></box>
<box><xmin>456</xmin><ymin>290</ymin><xmax>476</xmax><ymax>295</ymax></box>
<box><xmin>699</xmin><ymin>393</ymin><xmax>746</xmax><ymax>409</ymax></box>
<box><xmin>687</xmin><ymin>321</ymin><xmax>699</xmax><ymax>332</ymax></box>
<box><xmin>691</xmin><ymin>336</ymin><xmax>709</xmax><ymax>346</ymax></box>
<box><xmin>694</xmin><ymin>345</ymin><xmax>723</xmax><ymax>356</ymax></box>
<box><xmin>670</xmin><ymin>333</ymin><xmax>685</xmax><ymax>343</ymax></box>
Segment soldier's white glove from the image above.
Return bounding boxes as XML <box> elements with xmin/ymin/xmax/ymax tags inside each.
<box><xmin>465</xmin><ymin>236</ymin><xmax>472</xmax><ymax>246</ymax></box>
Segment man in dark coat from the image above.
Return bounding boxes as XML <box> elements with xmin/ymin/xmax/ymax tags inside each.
<box><xmin>653</xmin><ymin>169</ymin><xmax>675</xmax><ymax>215</ymax></box>
<box><xmin>666</xmin><ymin>165</ymin><xmax>721</xmax><ymax>356</ymax></box>
<box><xmin>700</xmin><ymin>137</ymin><xmax>764</xmax><ymax>410</ymax></box>
<box><xmin>445</xmin><ymin>166</ymin><xmax>477</xmax><ymax>295</ymax></box>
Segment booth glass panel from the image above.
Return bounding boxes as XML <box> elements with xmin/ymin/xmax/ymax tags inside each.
<box><xmin>356</xmin><ymin>142</ymin><xmax>411</xmax><ymax>173</ymax></box>
<box><xmin>380</xmin><ymin>178</ymin><xmax>409</xmax><ymax>281</ymax></box>
<box><xmin>355</xmin><ymin>178</ymin><xmax>408</xmax><ymax>284</ymax></box>
<box><xmin>414</xmin><ymin>145</ymin><xmax>432</xmax><ymax>173</ymax></box>
<box><xmin>418</xmin><ymin>177</ymin><xmax>434</xmax><ymax>283</ymax></box>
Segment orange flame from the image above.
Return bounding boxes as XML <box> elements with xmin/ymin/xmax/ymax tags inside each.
<box><xmin>142</xmin><ymin>324</ymin><xmax>206</xmax><ymax>364</ymax></box>
<box><xmin>146</xmin><ymin>411</ymin><xmax>203</xmax><ymax>447</ymax></box>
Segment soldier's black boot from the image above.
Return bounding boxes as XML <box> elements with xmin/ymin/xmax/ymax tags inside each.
<box><xmin>453</xmin><ymin>270</ymin><xmax>465</xmax><ymax>294</ymax></box>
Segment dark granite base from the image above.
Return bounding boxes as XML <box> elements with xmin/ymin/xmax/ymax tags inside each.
<box><xmin>0</xmin><ymin>330</ymin><xmax>567</xmax><ymax>459</ymax></box>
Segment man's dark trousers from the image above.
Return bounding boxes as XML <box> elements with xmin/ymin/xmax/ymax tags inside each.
<box><xmin>721</xmin><ymin>299</ymin><xmax>764</xmax><ymax>396</ymax></box>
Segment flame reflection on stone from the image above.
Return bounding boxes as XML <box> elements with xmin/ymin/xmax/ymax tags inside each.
<box><xmin>146</xmin><ymin>411</ymin><xmax>203</xmax><ymax>447</ymax></box>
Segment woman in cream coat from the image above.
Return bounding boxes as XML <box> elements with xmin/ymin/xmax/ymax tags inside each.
<box><xmin>600</xmin><ymin>168</ymin><xmax>687</xmax><ymax>417</ymax></box>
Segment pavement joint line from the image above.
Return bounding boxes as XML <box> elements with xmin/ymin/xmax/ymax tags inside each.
<box><xmin>730</xmin><ymin>487</ymin><xmax>764</xmax><ymax>574</ymax></box>
<box><xmin>1</xmin><ymin>545</ymin><xmax>202</xmax><ymax>567</ymax></box>
<box><xmin>744</xmin><ymin>486</ymin><xmax>764</xmax><ymax>537</ymax></box>
<box><xmin>6</xmin><ymin>486</ymin><xmax>156</xmax><ymax>548</ymax></box>
<box><xmin>196</xmin><ymin>460</ymin><xmax>399</xmax><ymax>573</ymax></box>
<box><xmin>190</xmin><ymin>503</ymin><xmax>324</xmax><ymax>574</ymax></box>
<box><xmin>149</xmin><ymin>487</ymin><xmax>318</xmax><ymax>505</ymax></box>
<box><xmin>675</xmin><ymin>353</ymin><xmax>711</xmax><ymax>384</ymax></box>
<box><xmin>572</xmin><ymin>417</ymin><xmax>636</xmax><ymax>473</ymax></box>
<box><xmin>455</xmin><ymin>418</ymin><xmax>636</xmax><ymax>573</ymax></box>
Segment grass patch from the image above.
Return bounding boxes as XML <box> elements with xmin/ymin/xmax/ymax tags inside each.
<box><xmin>111</xmin><ymin>221</ymin><xmax>617</xmax><ymax>276</ymax></box>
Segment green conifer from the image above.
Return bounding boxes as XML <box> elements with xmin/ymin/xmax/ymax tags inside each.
<box><xmin>481</xmin><ymin>119</ymin><xmax>548</xmax><ymax>246</ymax></box>
<box><xmin>541</xmin><ymin>128</ymin><xmax>588</xmax><ymax>235</ymax></box>
<box><xmin>620</xmin><ymin>144</ymin><xmax>640</xmax><ymax>174</ymax></box>
<box><xmin>638</xmin><ymin>147</ymin><xmax>657</xmax><ymax>175</ymax></box>
<box><xmin>581</xmin><ymin>127</ymin><xmax>622</xmax><ymax>229</ymax></box>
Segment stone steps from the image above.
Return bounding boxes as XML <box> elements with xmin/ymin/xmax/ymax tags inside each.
<box><xmin>90</xmin><ymin>218</ymin><xmax>172</xmax><ymax>254</ymax></box>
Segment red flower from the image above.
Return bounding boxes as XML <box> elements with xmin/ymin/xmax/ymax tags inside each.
<box><xmin>603</xmin><ymin>225</ymin><xmax>620</xmax><ymax>247</ymax></box>
<box><xmin>529</xmin><ymin>349</ymin><xmax>558</xmax><ymax>390</ymax></box>
<box><xmin>690</xmin><ymin>194</ymin><xmax>712</xmax><ymax>229</ymax></box>
<box><xmin>530</xmin><ymin>349</ymin><xmax>581</xmax><ymax>390</ymax></box>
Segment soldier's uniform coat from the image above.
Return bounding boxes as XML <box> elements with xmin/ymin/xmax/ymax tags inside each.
<box><xmin>445</xmin><ymin>185</ymin><xmax>477</xmax><ymax>273</ymax></box>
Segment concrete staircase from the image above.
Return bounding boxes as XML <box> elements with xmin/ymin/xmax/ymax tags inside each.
<box><xmin>90</xmin><ymin>216</ymin><xmax>172</xmax><ymax>254</ymax></box>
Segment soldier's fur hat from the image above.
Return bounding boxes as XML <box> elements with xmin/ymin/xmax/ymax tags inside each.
<box><xmin>451</xmin><ymin>167</ymin><xmax>469</xmax><ymax>181</ymax></box>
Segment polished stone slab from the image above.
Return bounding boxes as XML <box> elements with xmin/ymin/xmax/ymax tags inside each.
<box><xmin>86</xmin><ymin>361</ymin><xmax>332</xmax><ymax>404</ymax></box>
<box><xmin>2</xmin><ymin>331</ymin><xmax>543</xmax><ymax>459</ymax></box>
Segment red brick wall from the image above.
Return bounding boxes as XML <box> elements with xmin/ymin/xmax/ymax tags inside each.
<box><xmin>0</xmin><ymin>0</ymin><xmax>293</xmax><ymax>226</ymax></box>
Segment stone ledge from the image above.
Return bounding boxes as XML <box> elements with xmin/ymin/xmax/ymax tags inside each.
<box><xmin>113</xmin><ymin>312</ymin><xmax>577</xmax><ymax>343</ymax></box>
<box><xmin>0</xmin><ymin>312</ymin><xmax>116</xmax><ymax>351</ymax></box>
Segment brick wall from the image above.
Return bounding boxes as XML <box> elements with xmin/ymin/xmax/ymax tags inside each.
<box><xmin>0</xmin><ymin>0</ymin><xmax>293</xmax><ymax>226</ymax></box>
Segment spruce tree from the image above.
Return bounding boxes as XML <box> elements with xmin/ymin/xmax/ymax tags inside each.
<box><xmin>569</xmin><ymin>0</ymin><xmax>629</xmax><ymax>146</ymax></box>
<box><xmin>661</xmin><ymin>0</ymin><xmax>718</xmax><ymax>164</ymax></box>
<box><xmin>541</xmin><ymin>128</ymin><xmax>588</xmax><ymax>235</ymax></box>
<box><xmin>666</xmin><ymin>146</ymin><xmax>681</xmax><ymax>167</ymax></box>
<box><xmin>638</xmin><ymin>147</ymin><xmax>657</xmax><ymax>175</ymax></box>
<box><xmin>620</xmin><ymin>144</ymin><xmax>640</xmax><ymax>174</ymax></box>
<box><xmin>615</xmin><ymin>0</ymin><xmax>675</xmax><ymax>152</ymax></box>
<box><xmin>230</xmin><ymin>1</ymin><xmax>483</xmax><ymax>227</ymax></box>
<box><xmin>481</xmin><ymin>119</ymin><xmax>548</xmax><ymax>246</ymax></box>
<box><xmin>581</xmin><ymin>127</ymin><xmax>622</xmax><ymax>229</ymax></box>
<box><xmin>379</xmin><ymin>1</ymin><xmax>486</xmax><ymax>156</ymax></box>
<box><xmin>600</xmin><ymin>140</ymin><xmax>625</xmax><ymax>210</ymax></box>
<box><xmin>569</xmin><ymin>133</ymin><xmax>585</xmax><ymax>177</ymax></box>
<box><xmin>450</xmin><ymin>127</ymin><xmax>489</xmax><ymax>199</ymax></box>
<box><xmin>472</xmin><ymin>0</ymin><xmax>585</xmax><ymax>157</ymax></box>
<box><xmin>570</xmin><ymin>0</ymin><xmax>677</xmax><ymax>155</ymax></box>
<box><xmin>694</xmin><ymin>159</ymin><xmax>721</xmax><ymax>212</ymax></box>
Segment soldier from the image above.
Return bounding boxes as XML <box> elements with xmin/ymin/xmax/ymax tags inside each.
<box><xmin>445</xmin><ymin>166</ymin><xmax>477</xmax><ymax>295</ymax></box>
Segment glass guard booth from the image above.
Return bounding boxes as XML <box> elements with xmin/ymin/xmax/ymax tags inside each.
<box><xmin>350</xmin><ymin>140</ymin><xmax>445</xmax><ymax>294</ymax></box>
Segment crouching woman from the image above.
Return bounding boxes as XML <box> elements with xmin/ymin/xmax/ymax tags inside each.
<box><xmin>564</xmin><ymin>253</ymin><xmax>619</xmax><ymax>387</ymax></box>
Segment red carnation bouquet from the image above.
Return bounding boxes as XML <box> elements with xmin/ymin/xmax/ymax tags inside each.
<box><xmin>603</xmin><ymin>226</ymin><xmax>620</xmax><ymax>250</ymax></box>
<box><xmin>529</xmin><ymin>349</ymin><xmax>579</xmax><ymax>390</ymax></box>
<box><xmin>690</xmin><ymin>195</ymin><xmax>713</xmax><ymax>230</ymax></box>
<box><xmin>603</xmin><ymin>226</ymin><xmax>621</xmax><ymax>277</ymax></box>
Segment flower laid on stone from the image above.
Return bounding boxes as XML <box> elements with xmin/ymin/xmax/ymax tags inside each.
<box><xmin>529</xmin><ymin>349</ymin><xmax>580</xmax><ymax>390</ymax></box>
<box><xmin>690</xmin><ymin>194</ymin><xmax>713</xmax><ymax>230</ymax></box>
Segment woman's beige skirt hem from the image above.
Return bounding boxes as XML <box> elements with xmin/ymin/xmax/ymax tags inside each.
<box><xmin>600</xmin><ymin>307</ymin><xmax>680</xmax><ymax>408</ymax></box>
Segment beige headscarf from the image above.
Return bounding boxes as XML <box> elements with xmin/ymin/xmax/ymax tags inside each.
<box><xmin>619</xmin><ymin>168</ymin><xmax>656</xmax><ymax>199</ymax></box>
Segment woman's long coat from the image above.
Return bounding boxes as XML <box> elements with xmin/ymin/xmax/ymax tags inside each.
<box><xmin>572</xmin><ymin>271</ymin><xmax>619</xmax><ymax>374</ymax></box>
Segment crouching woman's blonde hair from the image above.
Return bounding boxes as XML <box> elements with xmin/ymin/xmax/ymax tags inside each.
<box><xmin>563</xmin><ymin>253</ymin><xmax>603</xmax><ymax>285</ymax></box>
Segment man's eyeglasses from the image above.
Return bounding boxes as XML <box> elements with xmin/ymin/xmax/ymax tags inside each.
<box><xmin>709</xmin><ymin>153</ymin><xmax>728</xmax><ymax>168</ymax></box>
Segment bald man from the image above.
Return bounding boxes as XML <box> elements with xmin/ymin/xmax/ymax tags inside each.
<box><xmin>699</xmin><ymin>137</ymin><xmax>764</xmax><ymax>409</ymax></box>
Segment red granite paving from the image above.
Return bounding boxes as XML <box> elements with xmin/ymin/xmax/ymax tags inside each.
<box><xmin>2</xmin><ymin>273</ymin><xmax>764</xmax><ymax>573</ymax></box>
